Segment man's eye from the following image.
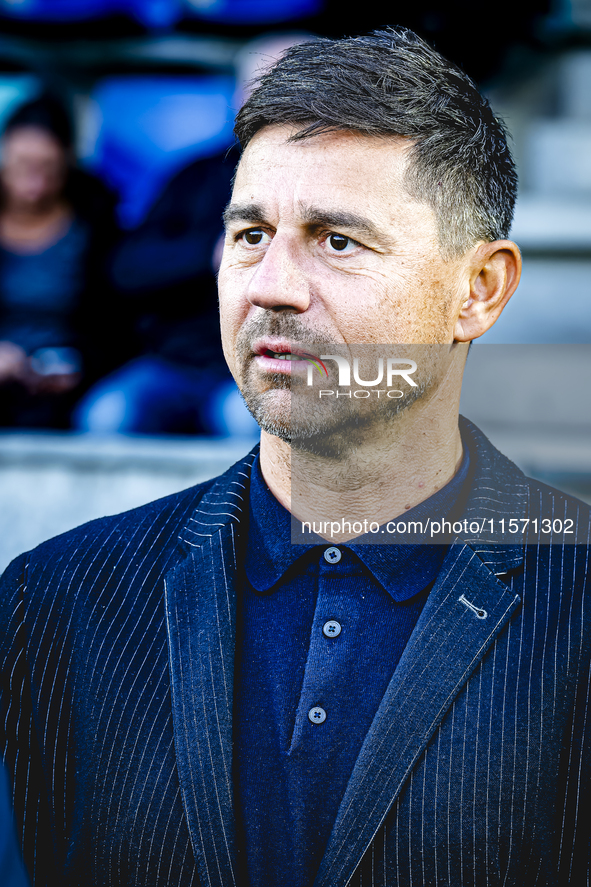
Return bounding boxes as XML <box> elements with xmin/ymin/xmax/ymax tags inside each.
<box><xmin>240</xmin><ymin>229</ymin><xmax>268</xmax><ymax>246</ymax></box>
<box><xmin>327</xmin><ymin>233</ymin><xmax>355</xmax><ymax>253</ymax></box>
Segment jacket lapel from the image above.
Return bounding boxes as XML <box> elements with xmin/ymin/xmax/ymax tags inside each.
<box><xmin>314</xmin><ymin>418</ymin><xmax>529</xmax><ymax>887</ymax></box>
<box><xmin>164</xmin><ymin>450</ymin><xmax>256</xmax><ymax>887</ymax></box>
<box><xmin>314</xmin><ymin>542</ymin><xmax>522</xmax><ymax>887</ymax></box>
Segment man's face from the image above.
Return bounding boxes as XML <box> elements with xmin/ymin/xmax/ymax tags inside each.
<box><xmin>218</xmin><ymin>125</ymin><xmax>470</xmax><ymax>438</ymax></box>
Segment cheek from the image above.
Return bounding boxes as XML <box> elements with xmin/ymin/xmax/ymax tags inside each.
<box><xmin>218</xmin><ymin>313</ymin><xmax>239</xmax><ymax>379</ymax></box>
<box><xmin>331</xmin><ymin>273</ymin><xmax>400</xmax><ymax>343</ymax></box>
<box><xmin>218</xmin><ymin>275</ymin><xmax>248</xmax><ymax>358</ymax></box>
<box><xmin>379</xmin><ymin>263</ymin><xmax>460</xmax><ymax>342</ymax></box>
<box><xmin>322</xmin><ymin>272</ymin><xmax>387</xmax><ymax>327</ymax></box>
<box><xmin>218</xmin><ymin>251</ymin><xmax>263</xmax><ymax>320</ymax></box>
<box><xmin>218</xmin><ymin>297</ymin><xmax>240</xmax><ymax>347</ymax></box>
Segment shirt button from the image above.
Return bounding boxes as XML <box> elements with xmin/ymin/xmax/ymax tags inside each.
<box><xmin>324</xmin><ymin>547</ymin><xmax>341</xmax><ymax>564</ymax></box>
<box><xmin>308</xmin><ymin>706</ymin><xmax>327</xmax><ymax>724</ymax></box>
<box><xmin>323</xmin><ymin>620</ymin><xmax>342</xmax><ymax>638</ymax></box>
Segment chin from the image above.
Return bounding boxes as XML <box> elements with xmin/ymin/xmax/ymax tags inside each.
<box><xmin>240</xmin><ymin>388</ymin><xmax>331</xmax><ymax>445</ymax></box>
<box><xmin>240</xmin><ymin>387</ymin><xmax>292</xmax><ymax>442</ymax></box>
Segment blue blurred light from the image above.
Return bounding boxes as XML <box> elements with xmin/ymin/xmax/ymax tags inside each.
<box><xmin>85</xmin><ymin>75</ymin><xmax>236</xmax><ymax>228</ymax></box>
<box><xmin>0</xmin><ymin>0</ymin><xmax>184</xmax><ymax>27</ymax></box>
<box><xmin>183</xmin><ymin>0</ymin><xmax>322</xmax><ymax>24</ymax></box>
<box><xmin>0</xmin><ymin>0</ymin><xmax>112</xmax><ymax>21</ymax></box>
<box><xmin>125</xmin><ymin>0</ymin><xmax>183</xmax><ymax>27</ymax></box>
<box><xmin>0</xmin><ymin>75</ymin><xmax>40</xmax><ymax>131</ymax></box>
<box><xmin>0</xmin><ymin>0</ymin><xmax>321</xmax><ymax>25</ymax></box>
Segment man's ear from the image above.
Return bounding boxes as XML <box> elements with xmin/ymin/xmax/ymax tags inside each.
<box><xmin>454</xmin><ymin>240</ymin><xmax>522</xmax><ymax>342</ymax></box>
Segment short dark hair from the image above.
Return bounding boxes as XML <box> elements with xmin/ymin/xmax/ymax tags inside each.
<box><xmin>3</xmin><ymin>94</ymin><xmax>73</xmax><ymax>150</ymax></box>
<box><xmin>234</xmin><ymin>27</ymin><xmax>518</xmax><ymax>257</ymax></box>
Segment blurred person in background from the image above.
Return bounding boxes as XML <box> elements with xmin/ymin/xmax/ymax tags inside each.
<box><xmin>73</xmin><ymin>35</ymin><xmax>305</xmax><ymax>438</ymax></box>
<box><xmin>0</xmin><ymin>94</ymin><xmax>120</xmax><ymax>429</ymax></box>
<box><xmin>72</xmin><ymin>142</ymin><xmax>251</xmax><ymax>435</ymax></box>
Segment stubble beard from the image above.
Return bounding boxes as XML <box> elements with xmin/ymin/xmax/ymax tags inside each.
<box><xmin>232</xmin><ymin>313</ymin><xmax>336</xmax><ymax>443</ymax></box>
<box><xmin>234</xmin><ymin>318</ymin><xmax>443</xmax><ymax>456</ymax></box>
<box><xmin>239</xmin><ymin>368</ymin><xmax>293</xmax><ymax>441</ymax></box>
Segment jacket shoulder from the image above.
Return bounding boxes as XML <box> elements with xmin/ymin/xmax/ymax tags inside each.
<box><xmin>523</xmin><ymin>472</ymin><xmax>591</xmax><ymax>512</ymax></box>
<box><xmin>459</xmin><ymin>416</ymin><xmax>590</xmax><ymax>554</ymax></box>
<box><xmin>23</xmin><ymin>475</ymin><xmax>216</xmax><ymax>567</ymax></box>
<box><xmin>461</xmin><ymin>414</ymin><xmax>590</xmax><ymax>514</ymax></box>
<box><xmin>1</xmin><ymin>444</ymin><xmax>257</xmax><ymax>592</ymax></box>
<box><xmin>522</xmin><ymin>473</ymin><xmax>591</xmax><ymax>546</ymax></box>
<box><xmin>0</xmin><ymin>480</ymin><xmax>212</xmax><ymax>633</ymax></box>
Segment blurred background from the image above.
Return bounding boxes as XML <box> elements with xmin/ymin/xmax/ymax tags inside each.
<box><xmin>0</xmin><ymin>0</ymin><xmax>589</xmax><ymax>569</ymax></box>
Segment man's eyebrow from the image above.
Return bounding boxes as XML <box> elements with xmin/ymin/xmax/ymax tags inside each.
<box><xmin>223</xmin><ymin>203</ymin><xmax>267</xmax><ymax>227</ymax></box>
<box><xmin>300</xmin><ymin>206</ymin><xmax>392</xmax><ymax>247</ymax></box>
<box><xmin>222</xmin><ymin>202</ymin><xmax>394</xmax><ymax>248</ymax></box>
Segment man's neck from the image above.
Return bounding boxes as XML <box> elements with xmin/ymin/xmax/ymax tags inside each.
<box><xmin>259</xmin><ymin>385</ymin><xmax>464</xmax><ymax>544</ymax></box>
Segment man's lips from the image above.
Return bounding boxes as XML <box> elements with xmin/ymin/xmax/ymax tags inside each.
<box><xmin>253</xmin><ymin>350</ymin><xmax>309</xmax><ymax>374</ymax></box>
<box><xmin>251</xmin><ymin>340</ymin><xmax>326</xmax><ymax>375</ymax></box>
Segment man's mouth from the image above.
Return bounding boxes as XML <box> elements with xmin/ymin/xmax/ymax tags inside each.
<box><xmin>251</xmin><ymin>340</ymin><xmax>316</xmax><ymax>372</ymax></box>
<box><xmin>248</xmin><ymin>339</ymin><xmax>330</xmax><ymax>379</ymax></box>
<box><xmin>263</xmin><ymin>350</ymin><xmax>307</xmax><ymax>361</ymax></box>
<box><xmin>253</xmin><ymin>348</ymin><xmax>311</xmax><ymax>375</ymax></box>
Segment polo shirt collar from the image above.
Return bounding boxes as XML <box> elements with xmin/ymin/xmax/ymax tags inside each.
<box><xmin>245</xmin><ymin>446</ymin><xmax>471</xmax><ymax>601</ymax></box>
<box><xmin>245</xmin><ymin>457</ymin><xmax>316</xmax><ymax>592</ymax></box>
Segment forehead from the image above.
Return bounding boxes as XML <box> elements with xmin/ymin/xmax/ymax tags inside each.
<box><xmin>232</xmin><ymin>125</ymin><xmax>435</xmax><ymax>234</ymax></box>
<box><xmin>2</xmin><ymin>126</ymin><xmax>64</xmax><ymax>158</ymax></box>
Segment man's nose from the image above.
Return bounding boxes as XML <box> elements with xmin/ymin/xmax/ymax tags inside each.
<box><xmin>247</xmin><ymin>238</ymin><xmax>310</xmax><ymax>313</ymax></box>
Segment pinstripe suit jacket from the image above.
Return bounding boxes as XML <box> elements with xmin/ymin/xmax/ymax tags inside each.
<box><xmin>1</xmin><ymin>418</ymin><xmax>590</xmax><ymax>887</ymax></box>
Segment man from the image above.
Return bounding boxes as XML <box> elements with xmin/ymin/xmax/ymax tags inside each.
<box><xmin>1</xmin><ymin>27</ymin><xmax>589</xmax><ymax>887</ymax></box>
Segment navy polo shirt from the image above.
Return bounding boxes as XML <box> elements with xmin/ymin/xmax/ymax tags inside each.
<box><xmin>235</xmin><ymin>449</ymin><xmax>471</xmax><ymax>887</ymax></box>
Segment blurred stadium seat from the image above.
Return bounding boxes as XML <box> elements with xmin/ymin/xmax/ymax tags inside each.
<box><xmin>0</xmin><ymin>0</ymin><xmax>321</xmax><ymax>26</ymax></box>
<box><xmin>83</xmin><ymin>74</ymin><xmax>235</xmax><ymax>227</ymax></box>
<box><xmin>182</xmin><ymin>0</ymin><xmax>322</xmax><ymax>25</ymax></box>
<box><xmin>0</xmin><ymin>0</ymin><xmax>182</xmax><ymax>28</ymax></box>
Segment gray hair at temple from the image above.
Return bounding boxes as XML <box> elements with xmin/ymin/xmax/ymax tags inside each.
<box><xmin>234</xmin><ymin>27</ymin><xmax>518</xmax><ymax>259</ymax></box>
